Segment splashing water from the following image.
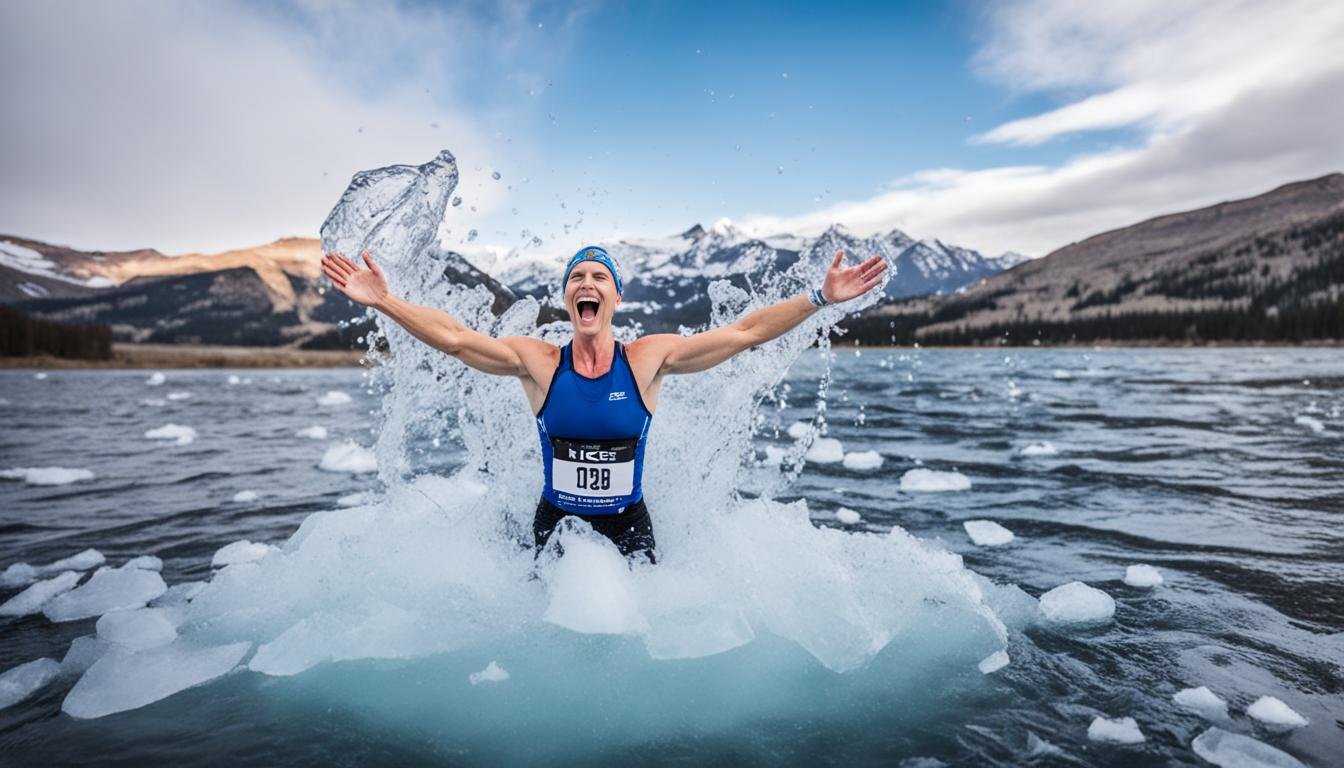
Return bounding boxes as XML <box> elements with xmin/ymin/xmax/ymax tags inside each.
<box><xmin>57</xmin><ymin>150</ymin><xmax>1014</xmax><ymax>759</ymax></box>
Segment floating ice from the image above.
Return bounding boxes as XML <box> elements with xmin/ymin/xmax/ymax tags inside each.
<box><xmin>1173</xmin><ymin>686</ymin><xmax>1228</xmax><ymax>720</ymax></box>
<box><xmin>1293</xmin><ymin>415</ymin><xmax>1324</xmax><ymax>433</ymax></box>
<box><xmin>43</xmin><ymin>566</ymin><xmax>168</xmax><ymax>622</ymax></box>
<box><xmin>97</xmin><ymin>608</ymin><xmax>178</xmax><ymax>650</ymax></box>
<box><xmin>144</xmin><ymin>424</ymin><xmax>197</xmax><ymax>445</ymax></box>
<box><xmin>0</xmin><ymin>571</ymin><xmax>81</xmax><ymax>616</ymax></box>
<box><xmin>166</xmin><ymin>391</ymin><xmax>192</xmax><ymax>401</ymax></box>
<box><xmin>319</xmin><ymin>441</ymin><xmax>378</xmax><ymax>473</ymax></box>
<box><xmin>0</xmin><ymin>466</ymin><xmax>95</xmax><ymax>485</ymax></box>
<box><xmin>978</xmin><ymin>649</ymin><xmax>1009</xmax><ymax>674</ymax></box>
<box><xmin>1088</xmin><ymin>716</ymin><xmax>1144</xmax><ymax>744</ymax></box>
<box><xmin>151</xmin><ymin>581</ymin><xmax>206</xmax><ymax>608</ymax></box>
<box><xmin>33</xmin><ymin>371</ymin><xmax>48</xmax><ymax>380</ymax></box>
<box><xmin>337</xmin><ymin>491</ymin><xmax>376</xmax><ymax>507</ymax></box>
<box><xmin>232</xmin><ymin>490</ymin><xmax>260</xmax><ymax>503</ymax></box>
<box><xmin>468</xmin><ymin>661</ymin><xmax>510</xmax><ymax>685</ymax></box>
<box><xmin>1025</xmin><ymin>731</ymin><xmax>1062</xmax><ymax>757</ymax></box>
<box><xmin>140</xmin><ymin>398</ymin><xmax>167</xmax><ymax>407</ymax></box>
<box><xmin>62</xmin><ymin>641</ymin><xmax>251</xmax><ymax>719</ymax></box>
<box><xmin>542</xmin><ymin>522</ymin><xmax>647</xmax><ymax>635</ymax></box>
<box><xmin>211</xmin><ymin>540</ymin><xmax>277</xmax><ymax>568</ymax></box>
<box><xmin>317</xmin><ymin>390</ymin><xmax>352</xmax><ymax>406</ymax></box>
<box><xmin>0</xmin><ymin>562</ymin><xmax>40</xmax><ymax>588</ymax></box>
<box><xmin>1051</xmin><ymin>369</ymin><xmax>1073</xmax><ymax>380</ymax></box>
<box><xmin>900</xmin><ymin>469</ymin><xmax>971</xmax><ymax>492</ymax></box>
<box><xmin>0</xmin><ymin>658</ymin><xmax>62</xmax><ymax>710</ymax></box>
<box><xmin>761</xmin><ymin>445</ymin><xmax>788</xmax><ymax>467</ymax></box>
<box><xmin>964</xmin><ymin>520</ymin><xmax>1014</xmax><ymax>546</ymax></box>
<box><xmin>124</xmin><ymin>555</ymin><xmax>163</xmax><ymax>572</ymax></box>
<box><xmin>1246</xmin><ymin>696</ymin><xmax>1308</xmax><ymax>728</ymax></box>
<box><xmin>842</xmin><ymin>450</ymin><xmax>883</xmax><ymax>470</ymax></box>
<box><xmin>786</xmin><ymin>421</ymin><xmax>814</xmax><ymax>439</ymax></box>
<box><xmin>835</xmin><ymin>507</ymin><xmax>861</xmax><ymax>525</ymax></box>
<box><xmin>296</xmin><ymin>425</ymin><xmax>329</xmax><ymax>440</ymax></box>
<box><xmin>146</xmin><ymin>371</ymin><xmax>166</xmax><ymax>386</ymax></box>
<box><xmin>1191</xmin><ymin>727</ymin><xmax>1305</xmax><ymax>768</ymax></box>
<box><xmin>1019</xmin><ymin>442</ymin><xmax>1058</xmax><ymax>456</ymax></box>
<box><xmin>226</xmin><ymin>375</ymin><xmax>241</xmax><ymax>385</ymax></box>
<box><xmin>1124</xmin><ymin>564</ymin><xmax>1163</xmax><ymax>587</ymax></box>
<box><xmin>60</xmin><ymin>635</ymin><xmax>111</xmax><ymax>676</ymax></box>
<box><xmin>804</xmin><ymin>437</ymin><xmax>844</xmax><ymax>464</ymax></box>
<box><xmin>46</xmin><ymin>548</ymin><xmax>105</xmax><ymax>572</ymax></box>
<box><xmin>1038</xmin><ymin>581</ymin><xmax>1114</xmax><ymax>624</ymax></box>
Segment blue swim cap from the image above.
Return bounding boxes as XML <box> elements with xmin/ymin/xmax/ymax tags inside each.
<box><xmin>562</xmin><ymin>246</ymin><xmax>623</xmax><ymax>295</ymax></box>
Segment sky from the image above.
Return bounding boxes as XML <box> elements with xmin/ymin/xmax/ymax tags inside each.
<box><xmin>2</xmin><ymin>0</ymin><xmax>1343</xmax><ymax>261</ymax></box>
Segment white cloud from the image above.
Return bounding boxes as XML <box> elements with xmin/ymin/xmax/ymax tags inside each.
<box><xmin>0</xmin><ymin>0</ymin><xmax>572</xmax><ymax>254</ymax></box>
<box><xmin>740</xmin><ymin>0</ymin><xmax>1344</xmax><ymax>256</ymax></box>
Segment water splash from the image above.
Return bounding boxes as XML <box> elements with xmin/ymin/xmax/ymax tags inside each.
<box><xmin>58</xmin><ymin>151</ymin><xmax>1011</xmax><ymax>738</ymax></box>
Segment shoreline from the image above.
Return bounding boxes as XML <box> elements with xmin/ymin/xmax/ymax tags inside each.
<box><xmin>0</xmin><ymin>343</ymin><xmax>367</xmax><ymax>369</ymax></box>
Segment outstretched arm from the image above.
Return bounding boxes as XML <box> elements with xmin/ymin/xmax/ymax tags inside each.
<box><xmin>634</xmin><ymin>251</ymin><xmax>886</xmax><ymax>375</ymax></box>
<box><xmin>321</xmin><ymin>251</ymin><xmax>537</xmax><ymax>377</ymax></box>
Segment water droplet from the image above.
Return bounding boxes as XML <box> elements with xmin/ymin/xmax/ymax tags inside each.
<box><xmin>814</xmin><ymin>195</ymin><xmax>822</xmax><ymax>202</ymax></box>
<box><xmin>491</xmin><ymin>171</ymin><xmax>502</xmax><ymax>180</ymax></box>
<box><xmin>782</xmin><ymin>72</ymin><xmax>788</xmax><ymax>78</ymax></box>
<box><xmin>537</xmin><ymin>21</ymin><xmax>543</xmax><ymax>28</ymax></box>
<box><xmin>429</xmin><ymin>121</ymin><xmax>439</xmax><ymax>128</ymax></box>
<box><xmin>451</xmin><ymin>196</ymin><xmax>462</xmax><ymax>207</ymax></box>
<box><xmin>734</xmin><ymin>144</ymin><xmax>741</xmax><ymax>151</ymax></box>
<box><xmin>530</xmin><ymin>236</ymin><xmax>543</xmax><ymax>247</ymax></box>
<box><xmin>470</xmin><ymin>206</ymin><xmax>477</xmax><ymax>212</ymax></box>
<box><xmin>767</xmin><ymin>112</ymin><xmax>776</xmax><ymax>119</ymax></box>
<box><xmin>695</xmin><ymin>48</ymin><xmax>701</xmax><ymax>54</ymax></box>
<box><xmin>511</xmin><ymin>208</ymin><xmax>519</xmax><ymax>215</ymax></box>
<box><xmin>548</xmin><ymin>112</ymin><xmax>557</xmax><ymax>123</ymax></box>
<box><xmin>777</xmin><ymin>166</ymin><xmax>784</xmax><ymax>174</ymax></box>
<box><xmin>467</xmin><ymin>229</ymin><xmax>478</xmax><ymax>242</ymax></box>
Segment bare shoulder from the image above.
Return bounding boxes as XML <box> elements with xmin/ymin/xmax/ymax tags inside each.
<box><xmin>626</xmin><ymin>333</ymin><xmax>681</xmax><ymax>364</ymax></box>
<box><xmin>501</xmin><ymin>336</ymin><xmax>560</xmax><ymax>370</ymax></box>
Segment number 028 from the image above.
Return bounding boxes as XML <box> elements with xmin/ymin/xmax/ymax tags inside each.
<box><xmin>575</xmin><ymin>467</ymin><xmax>611</xmax><ymax>490</ymax></box>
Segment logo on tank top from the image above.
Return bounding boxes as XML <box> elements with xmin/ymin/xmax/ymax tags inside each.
<box><xmin>608</xmin><ymin>391</ymin><xmax>627</xmax><ymax>401</ymax></box>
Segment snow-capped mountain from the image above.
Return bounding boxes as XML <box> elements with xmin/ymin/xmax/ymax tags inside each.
<box><xmin>483</xmin><ymin>220</ymin><xmax>1029</xmax><ymax>332</ymax></box>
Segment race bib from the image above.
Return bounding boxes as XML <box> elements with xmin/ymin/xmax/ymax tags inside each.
<box><xmin>550</xmin><ymin>436</ymin><xmax>637</xmax><ymax>499</ymax></box>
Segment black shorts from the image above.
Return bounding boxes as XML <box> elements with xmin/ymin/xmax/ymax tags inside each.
<box><xmin>533</xmin><ymin>497</ymin><xmax>657</xmax><ymax>564</ymax></box>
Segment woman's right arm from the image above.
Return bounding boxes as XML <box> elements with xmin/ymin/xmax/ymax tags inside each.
<box><xmin>322</xmin><ymin>251</ymin><xmax>538</xmax><ymax>377</ymax></box>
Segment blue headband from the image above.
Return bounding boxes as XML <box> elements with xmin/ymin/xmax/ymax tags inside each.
<box><xmin>562</xmin><ymin>246</ymin><xmax>623</xmax><ymax>295</ymax></box>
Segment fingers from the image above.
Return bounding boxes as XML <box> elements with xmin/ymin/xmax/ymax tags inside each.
<box><xmin>831</xmin><ymin>250</ymin><xmax>845</xmax><ymax>270</ymax></box>
<box><xmin>362</xmin><ymin>251</ymin><xmax>383</xmax><ymax>276</ymax></box>
<box><xmin>322</xmin><ymin>254</ymin><xmax>354</xmax><ymax>280</ymax></box>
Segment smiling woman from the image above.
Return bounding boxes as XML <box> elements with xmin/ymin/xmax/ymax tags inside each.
<box><xmin>321</xmin><ymin>238</ymin><xmax>885</xmax><ymax>562</ymax></box>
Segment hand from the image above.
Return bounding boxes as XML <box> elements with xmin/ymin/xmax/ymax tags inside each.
<box><xmin>821</xmin><ymin>250</ymin><xmax>887</xmax><ymax>303</ymax></box>
<box><xmin>322</xmin><ymin>251</ymin><xmax>390</xmax><ymax>307</ymax></box>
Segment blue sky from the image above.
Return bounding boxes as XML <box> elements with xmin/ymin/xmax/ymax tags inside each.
<box><xmin>2</xmin><ymin>0</ymin><xmax>1342</xmax><ymax>259</ymax></box>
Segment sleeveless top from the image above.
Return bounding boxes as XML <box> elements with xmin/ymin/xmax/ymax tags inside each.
<box><xmin>536</xmin><ymin>341</ymin><xmax>652</xmax><ymax>516</ymax></box>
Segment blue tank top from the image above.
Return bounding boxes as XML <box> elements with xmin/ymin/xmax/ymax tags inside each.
<box><xmin>537</xmin><ymin>341</ymin><xmax>652</xmax><ymax>515</ymax></box>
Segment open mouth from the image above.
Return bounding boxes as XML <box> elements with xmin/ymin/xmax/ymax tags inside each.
<box><xmin>576</xmin><ymin>298</ymin><xmax>599</xmax><ymax>322</ymax></box>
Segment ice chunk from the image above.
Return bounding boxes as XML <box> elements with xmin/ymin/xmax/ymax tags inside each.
<box><xmin>146</xmin><ymin>371</ymin><xmax>166</xmax><ymax>386</ymax></box>
<box><xmin>786</xmin><ymin>421</ymin><xmax>813</xmax><ymax>439</ymax></box>
<box><xmin>226</xmin><ymin>374</ymin><xmax>241</xmax><ymax>385</ymax></box>
<box><xmin>0</xmin><ymin>570</ymin><xmax>81</xmax><ymax>616</ymax></box>
<box><xmin>336</xmin><ymin>491</ymin><xmax>376</xmax><ymax>507</ymax></box>
<box><xmin>0</xmin><ymin>562</ymin><xmax>40</xmax><ymax>588</ymax></box>
<box><xmin>319</xmin><ymin>441</ymin><xmax>378</xmax><ymax>473</ymax></box>
<box><xmin>97</xmin><ymin>608</ymin><xmax>178</xmax><ymax>650</ymax></box>
<box><xmin>140</xmin><ymin>398</ymin><xmax>167</xmax><ymax>407</ymax></box>
<box><xmin>1039</xmin><ymin>581</ymin><xmax>1114</xmax><ymax>624</ymax></box>
<box><xmin>0</xmin><ymin>467</ymin><xmax>95</xmax><ymax>485</ymax></box>
<box><xmin>43</xmin><ymin>567</ymin><xmax>168</xmax><ymax>622</ymax></box>
<box><xmin>0</xmin><ymin>658</ymin><xmax>62</xmax><ymax>710</ymax></box>
<box><xmin>124</xmin><ymin>555</ymin><xmax>162</xmax><ymax>572</ymax></box>
<box><xmin>144</xmin><ymin>424</ymin><xmax>197</xmax><ymax>445</ymax></box>
<box><xmin>978</xmin><ymin>649</ymin><xmax>1009</xmax><ymax>674</ymax></box>
<box><xmin>46</xmin><ymin>548</ymin><xmax>105</xmax><ymax>572</ymax></box>
<box><xmin>900</xmin><ymin>469</ymin><xmax>971</xmax><ymax>492</ymax></box>
<box><xmin>150</xmin><ymin>581</ymin><xmax>206</xmax><ymax>607</ymax></box>
<box><xmin>1019</xmin><ymin>442</ymin><xmax>1058</xmax><ymax>456</ymax></box>
<box><xmin>1293</xmin><ymin>415</ymin><xmax>1324</xmax><ymax>433</ymax></box>
<box><xmin>165</xmin><ymin>391</ymin><xmax>192</xmax><ymax>401</ymax></box>
<box><xmin>1191</xmin><ymin>727</ymin><xmax>1305</xmax><ymax>768</ymax></box>
<box><xmin>232</xmin><ymin>490</ymin><xmax>260</xmax><ymax>503</ymax></box>
<box><xmin>1051</xmin><ymin>369</ymin><xmax>1073</xmax><ymax>380</ymax></box>
<box><xmin>964</xmin><ymin>520</ymin><xmax>1014</xmax><ymax>546</ymax></box>
<box><xmin>804</xmin><ymin>437</ymin><xmax>844</xmax><ymax>464</ymax></box>
<box><xmin>249</xmin><ymin>602</ymin><xmax>440</xmax><ymax>677</ymax></box>
<box><xmin>761</xmin><ymin>445</ymin><xmax>788</xmax><ymax>467</ymax></box>
<box><xmin>1173</xmin><ymin>686</ymin><xmax>1228</xmax><ymax>720</ymax></box>
<box><xmin>835</xmin><ymin>507</ymin><xmax>862</xmax><ymax>525</ymax></box>
<box><xmin>842</xmin><ymin>450</ymin><xmax>883</xmax><ymax>470</ymax></box>
<box><xmin>62</xmin><ymin>641</ymin><xmax>251</xmax><ymax>719</ymax></box>
<box><xmin>468</xmin><ymin>661</ymin><xmax>510</xmax><ymax>685</ymax></box>
<box><xmin>1087</xmin><ymin>715</ymin><xmax>1144</xmax><ymax>744</ymax></box>
<box><xmin>1246</xmin><ymin>696</ymin><xmax>1308</xmax><ymax>728</ymax></box>
<box><xmin>211</xmin><ymin>540</ymin><xmax>277</xmax><ymax>568</ymax></box>
<box><xmin>296</xmin><ymin>425</ymin><xmax>329</xmax><ymax>440</ymax></box>
<box><xmin>542</xmin><ymin>523</ymin><xmax>646</xmax><ymax>635</ymax></box>
<box><xmin>1025</xmin><ymin>731</ymin><xmax>1062</xmax><ymax>757</ymax></box>
<box><xmin>60</xmin><ymin>635</ymin><xmax>111</xmax><ymax>676</ymax></box>
<box><xmin>33</xmin><ymin>371</ymin><xmax>48</xmax><ymax>380</ymax></box>
<box><xmin>1124</xmin><ymin>564</ymin><xmax>1163</xmax><ymax>587</ymax></box>
<box><xmin>316</xmin><ymin>390</ymin><xmax>352</xmax><ymax>406</ymax></box>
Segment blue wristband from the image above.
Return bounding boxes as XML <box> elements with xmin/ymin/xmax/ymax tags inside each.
<box><xmin>807</xmin><ymin>287</ymin><xmax>830</xmax><ymax>307</ymax></box>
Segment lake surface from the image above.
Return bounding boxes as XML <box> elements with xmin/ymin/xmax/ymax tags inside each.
<box><xmin>1</xmin><ymin>347</ymin><xmax>1341</xmax><ymax>766</ymax></box>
